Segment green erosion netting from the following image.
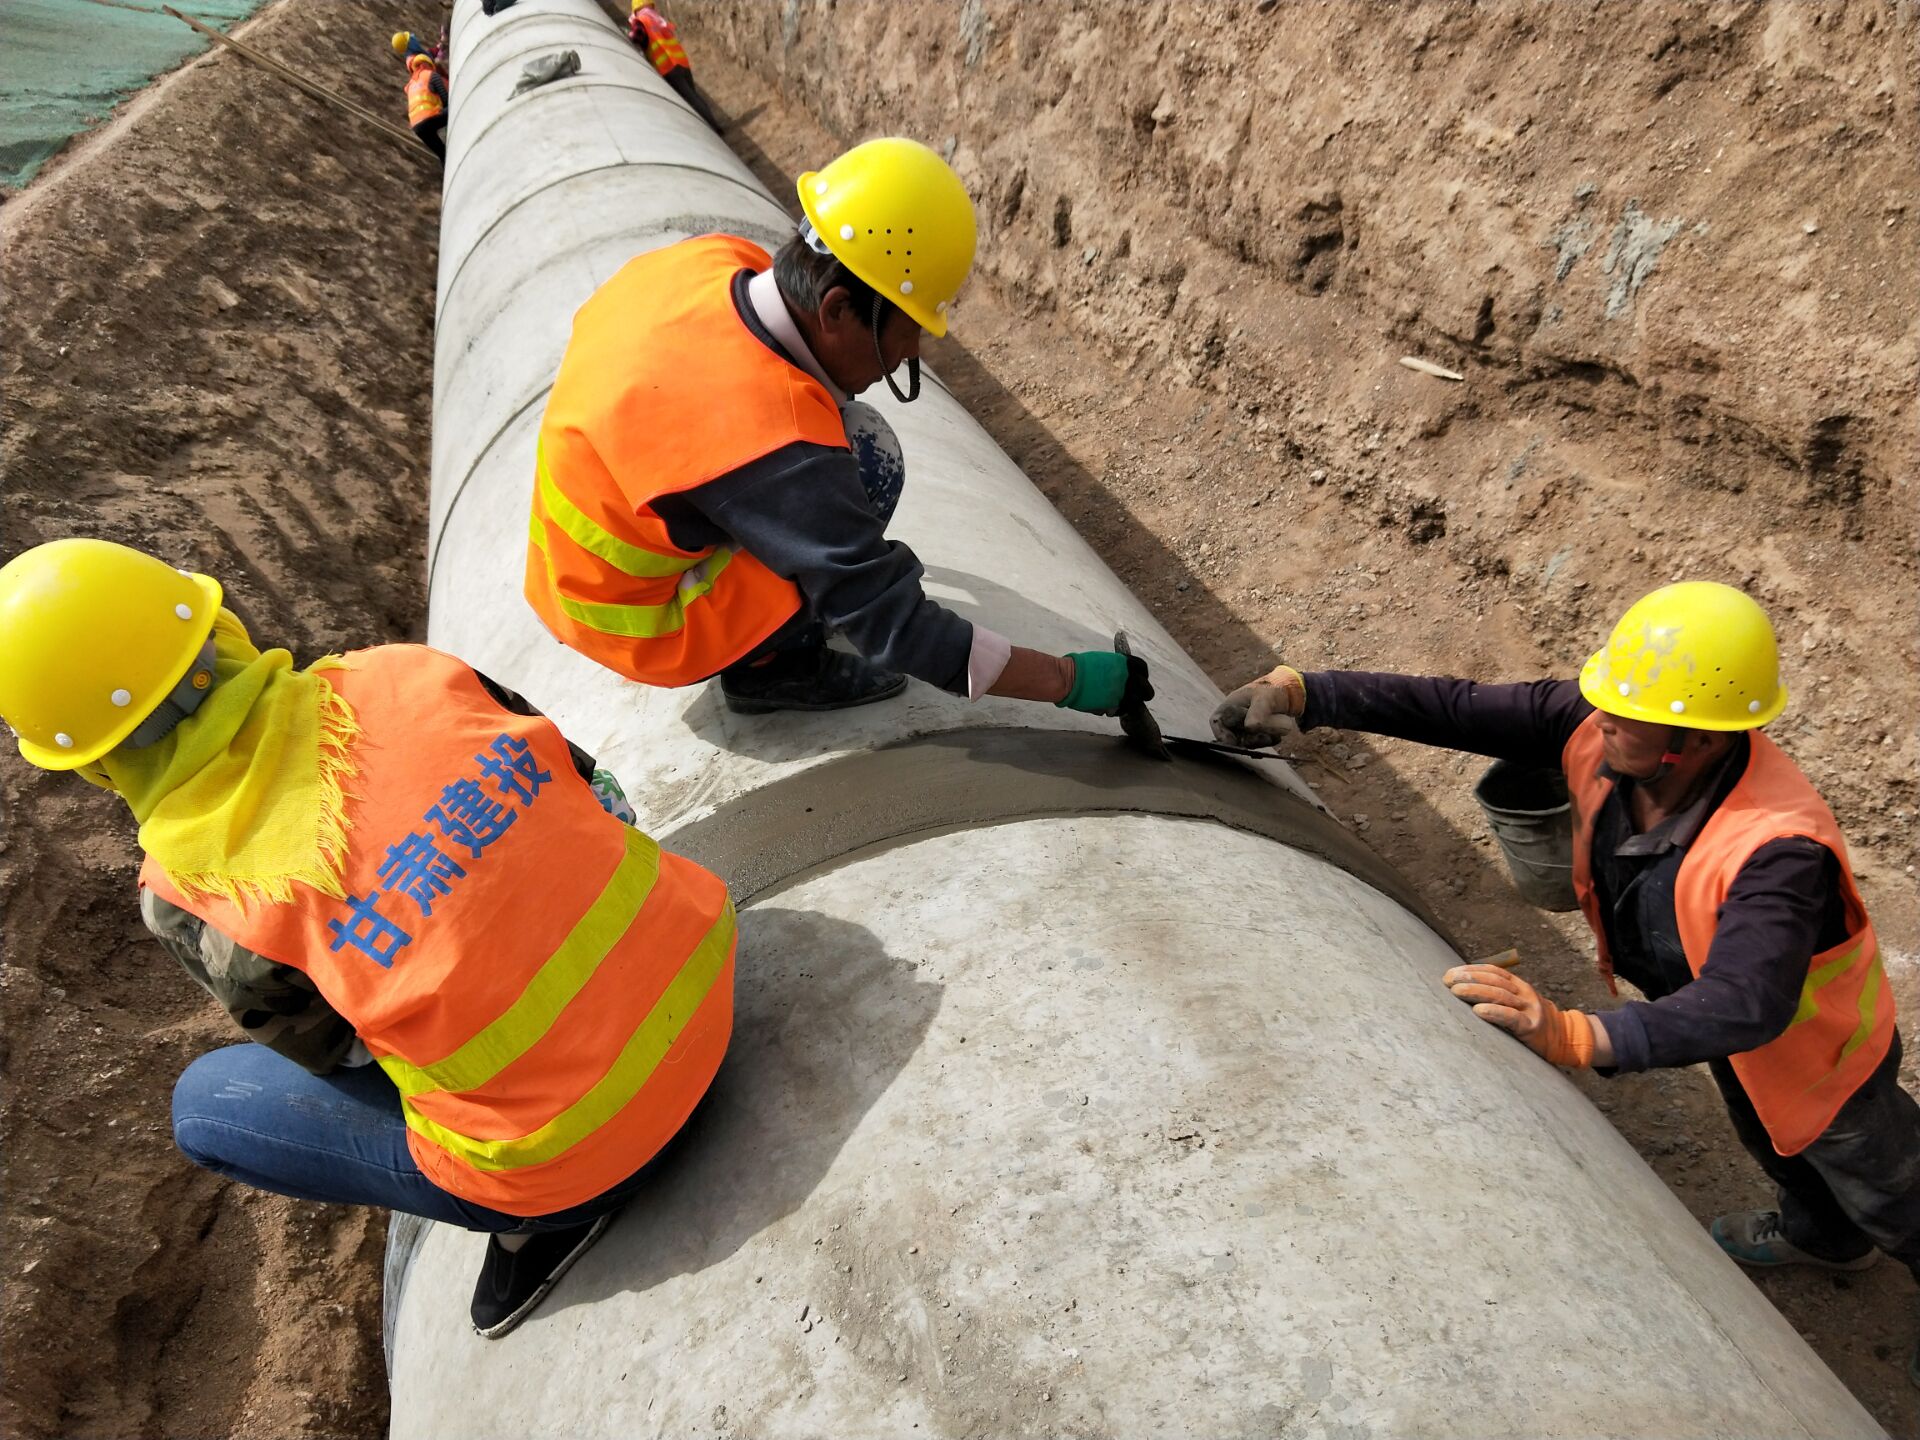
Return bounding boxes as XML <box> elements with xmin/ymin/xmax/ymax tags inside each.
<box><xmin>1</xmin><ymin>0</ymin><xmax>266</xmax><ymax>191</ymax></box>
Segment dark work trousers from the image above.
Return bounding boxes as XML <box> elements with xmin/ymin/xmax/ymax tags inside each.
<box><xmin>661</xmin><ymin>66</ymin><xmax>722</xmax><ymax>133</ymax></box>
<box><xmin>1712</xmin><ymin>1028</ymin><xmax>1920</xmax><ymax>1280</ymax></box>
<box><xmin>413</xmin><ymin>115</ymin><xmax>447</xmax><ymax>163</ymax></box>
<box><xmin>723</xmin><ymin>399</ymin><xmax>906</xmax><ymax>674</ymax></box>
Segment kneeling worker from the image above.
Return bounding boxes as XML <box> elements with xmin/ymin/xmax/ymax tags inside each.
<box><xmin>0</xmin><ymin>539</ymin><xmax>735</xmax><ymax>1338</ymax></box>
<box><xmin>525</xmin><ymin>137</ymin><xmax>1150</xmax><ymax>722</ymax></box>
<box><xmin>1214</xmin><ymin>581</ymin><xmax>1919</xmax><ymax>1386</ymax></box>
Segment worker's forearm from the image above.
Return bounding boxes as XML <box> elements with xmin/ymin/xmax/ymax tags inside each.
<box><xmin>1585</xmin><ymin>1012</ymin><xmax>1615</xmax><ymax>1068</ymax></box>
<box><xmin>988</xmin><ymin>646</ymin><xmax>1074</xmax><ymax>703</ymax></box>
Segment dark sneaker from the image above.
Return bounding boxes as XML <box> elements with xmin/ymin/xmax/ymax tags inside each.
<box><xmin>720</xmin><ymin>647</ymin><xmax>906</xmax><ymax>714</ymax></box>
<box><xmin>1710</xmin><ymin>1210</ymin><xmax>1878</xmax><ymax>1272</ymax></box>
<box><xmin>470</xmin><ymin>1214</ymin><xmax>612</xmax><ymax>1339</ymax></box>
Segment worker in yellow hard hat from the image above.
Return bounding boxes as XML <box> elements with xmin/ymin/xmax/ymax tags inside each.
<box><xmin>1214</xmin><ymin>581</ymin><xmax>1919</xmax><ymax>1386</ymax></box>
<box><xmin>402</xmin><ymin>50</ymin><xmax>448</xmax><ymax>162</ymax></box>
<box><xmin>0</xmin><ymin>537</ymin><xmax>741</xmax><ymax>1338</ymax></box>
<box><xmin>525</xmin><ymin>136</ymin><xmax>1151</xmax><ymax>719</ymax></box>
<box><xmin>626</xmin><ymin>2</ymin><xmax>719</xmax><ymax>132</ymax></box>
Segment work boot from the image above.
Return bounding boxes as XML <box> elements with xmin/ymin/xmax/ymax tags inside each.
<box><xmin>720</xmin><ymin>645</ymin><xmax>906</xmax><ymax>714</ymax></box>
<box><xmin>470</xmin><ymin>1214</ymin><xmax>612</xmax><ymax>1339</ymax></box>
<box><xmin>1710</xmin><ymin>1210</ymin><xmax>1878</xmax><ymax>1272</ymax></box>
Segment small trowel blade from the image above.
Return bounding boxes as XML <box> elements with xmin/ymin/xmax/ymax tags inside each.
<box><xmin>1112</xmin><ymin>631</ymin><xmax>1171</xmax><ymax>761</ymax></box>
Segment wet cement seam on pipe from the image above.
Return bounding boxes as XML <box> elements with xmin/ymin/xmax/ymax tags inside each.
<box><xmin>658</xmin><ymin>725</ymin><xmax>1453</xmax><ymax>947</ymax></box>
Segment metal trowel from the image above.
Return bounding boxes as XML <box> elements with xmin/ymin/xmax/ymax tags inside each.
<box><xmin>1112</xmin><ymin>631</ymin><xmax>1172</xmax><ymax>761</ymax></box>
<box><xmin>1111</xmin><ymin>630</ymin><xmax>1292</xmax><ymax>764</ymax></box>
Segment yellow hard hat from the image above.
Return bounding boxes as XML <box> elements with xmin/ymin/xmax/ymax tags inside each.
<box><xmin>0</xmin><ymin>539</ymin><xmax>222</xmax><ymax>770</ymax></box>
<box><xmin>1579</xmin><ymin>581</ymin><xmax>1787</xmax><ymax>731</ymax></box>
<box><xmin>392</xmin><ymin>31</ymin><xmax>411</xmax><ymax>56</ymax></box>
<box><xmin>796</xmin><ymin>138</ymin><xmax>977</xmax><ymax>338</ymax></box>
<box><xmin>408</xmin><ymin>52</ymin><xmax>435</xmax><ymax>71</ymax></box>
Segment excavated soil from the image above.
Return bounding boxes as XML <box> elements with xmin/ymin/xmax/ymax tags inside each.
<box><xmin>678</xmin><ymin>2</ymin><xmax>1916</xmax><ymax>1431</ymax></box>
<box><xmin>1</xmin><ymin>2</ymin><xmax>441</xmax><ymax>1435</ymax></box>
<box><xmin>3</xmin><ymin>1</ymin><xmax>1917</xmax><ymax>1436</ymax></box>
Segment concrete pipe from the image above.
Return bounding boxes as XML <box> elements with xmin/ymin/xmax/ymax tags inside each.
<box><xmin>386</xmin><ymin>2</ymin><xmax>1883</xmax><ymax>1436</ymax></box>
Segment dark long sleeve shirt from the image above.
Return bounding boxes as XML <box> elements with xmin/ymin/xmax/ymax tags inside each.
<box><xmin>648</xmin><ymin>272</ymin><xmax>974</xmax><ymax>693</ymax></box>
<box><xmin>1299</xmin><ymin>672</ymin><xmax>1848</xmax><ymax>1073</ymax></box>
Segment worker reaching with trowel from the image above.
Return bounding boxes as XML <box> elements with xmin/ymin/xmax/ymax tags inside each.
<box><xmin>524</xmin><ymin>137</ymin><xmax>1152</xmax><ymax>723</ymax></box>
<box><xmin>0</xmin><ymin>539</ymin><xmax>735</xmax><ymax>1339</ymax></box>
<box><xmin>1214</xmin><ymin>581</ymin><xmax>1920</xmax><ymax>1387</ymax></box>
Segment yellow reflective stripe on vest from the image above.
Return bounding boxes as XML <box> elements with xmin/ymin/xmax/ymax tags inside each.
<box><xmin>1838</xmin><ymin>956</ymin><xmax>1886</xmax><ymax>1065</ymax></box>
<box><xmin>398</xmin><ymin>902</ymin><xmax>735</xmax><ymax>1171</ymax></box>
<box><xmin>378</xmin><ymin>827</ymin><xmax>662</xmax><ymax>1101</ymax></box>
<box><xmin>528</xmin><ymin>512</ymin><xmax>735</xmax><ymax>639</ymax></box>
<box><xmin>1786</xmin><ymin>944</ymin><xmax>1862</xmax><ymax>1030</ymax></box>
<box><xmin>534</xmin><ymin>441</ymin><xmax>695</xmax><ymax>580</ymax></box>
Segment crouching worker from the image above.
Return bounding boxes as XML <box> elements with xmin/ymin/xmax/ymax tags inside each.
<box><xmin>0</xmin><ymin>539</ymin><xmax>735</xmax><ymax>1339</ymax></box>
<box><xmin>1214</xmin><ymin>581</ymin><xmax>1920</xmax><ymax>1387</ymax></box>
<box><xmin>403</xmin><ymin>52</ymin><xmax>448</xmax><ymax>162</ymax></box>
<box><xmin>525</xmin><ymin>137</ymin><xmax>1151</xmax><ymax>723</ymax></box>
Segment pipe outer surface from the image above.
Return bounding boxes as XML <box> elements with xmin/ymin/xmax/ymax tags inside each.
<box><xmin>388</xmin><ymin>3</ymin><xmax>1886</xmax><ymax>1436</ymax></box>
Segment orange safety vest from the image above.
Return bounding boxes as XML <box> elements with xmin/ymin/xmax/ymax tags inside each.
<box><xmin>405</xmin><ymin>66</ymin><xmax>444</xmax><ymax>127</ymax></box>
<box><xmin>525</xmin><ymin>234</ymin><xmax>847</xmax><ymax>685</ymax></box>
<box><xmin>633</xmin><ymin>7</ymin><xmax>691</xmax><ymax>75</ymax></box>
<box><xmin>140</xmin><ymin>645</ymin><xmax>736</xmax><ymax>1215</ymax></box>
<box><xmin>1564</xmin><ymin>715</ymin><xmax>1892</xmax><ymax>1155</ymax></box>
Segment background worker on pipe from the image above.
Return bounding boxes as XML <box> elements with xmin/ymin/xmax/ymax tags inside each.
<box><xmin>524</xmin><ymin>137</ymin><xmax>1152</xmax><ymax>722</ymax></box>
<box><xmin>1214</xmin><ymin>581</ymin><xmax>1920</xmax><ymax>1387</ymax></box>
<box><xmin>390</xmin><ymin>27</ymin><xmax>448</xmax><ymax>78</ymax></box>
<box><xmin>0</xmin><ymin>538</ymin><xmax>736</xmax><ymax>1340</ymax></box>
<box><xmin>401</xmin><ymin>52</ymin><xmax>448</xmax><ymax>163</ymax></box>
<box><xmin>626</xmin><ymin>2</ymin><xmax>720</xmax><ymax>133</ymax></box>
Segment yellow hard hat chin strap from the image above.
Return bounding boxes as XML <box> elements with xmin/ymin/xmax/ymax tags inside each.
<box><xmin>1646</xmin><ymin>724</ymin><xmax>1694</xmax><ymax>783</ymax></box>
<box><xmin>122</xmin><ymin>639</ymin><xmax>219</xmax><ymax>751</ymax></box>
<box><xmin>799</xmin><ymin>218</ymin><xmax>923</xmax><ymax>403</ymax></box>
<box><xmin>873</xmin><ymin>294</ymin><xmax>921</xmax><ymax>404</ymax></box>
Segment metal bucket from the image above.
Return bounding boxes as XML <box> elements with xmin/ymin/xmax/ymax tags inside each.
<box><xmin>1473</xmin><ymin>759</ymin><xmax>1578</xmax><ymax>912</ymax></box>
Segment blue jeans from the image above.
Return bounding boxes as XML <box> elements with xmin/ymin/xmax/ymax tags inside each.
<box><xmin>172</xmin><ymin>1044</ymin><xmax>661</xmax><ymax>1233</ymax></box>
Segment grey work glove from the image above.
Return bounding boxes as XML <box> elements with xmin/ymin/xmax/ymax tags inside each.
<box><xmin>1211</xmin><ymin>665</ymin><xmax>1307</xmax><ymax>747</ymax></box>
<box><xmin>513</xmin><ymin>49</ymin><xmax>580</xmax><ymax>95</ymax></box>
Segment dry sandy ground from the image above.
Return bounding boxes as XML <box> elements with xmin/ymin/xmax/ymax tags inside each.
<box><xmin>1</xmin><ymin>2</ymin><xmax>442</xmax><ymax>1435</ymax></box>
<box><xmin>3</xmin><ymin>1</ymin><xmax>1916</xmax><ymax>1436</ymax></box>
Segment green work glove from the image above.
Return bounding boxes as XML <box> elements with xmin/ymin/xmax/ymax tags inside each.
<box><xmin>1057</xmin><ymin>651</ymin><xmax>1154</xmax><ymax>716</ymax></box>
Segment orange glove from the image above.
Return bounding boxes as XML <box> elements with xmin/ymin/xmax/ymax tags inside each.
<box><xmin>1441</xmin><ymin>964</ymin><xmax>1595</xmax><ymax>1067</ymax></box>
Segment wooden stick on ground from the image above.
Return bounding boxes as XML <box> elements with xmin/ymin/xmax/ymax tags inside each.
<box><xmin>161</xmin><ymin>5</ymin><xmax>438</xmax><ymax>170</ymax></box>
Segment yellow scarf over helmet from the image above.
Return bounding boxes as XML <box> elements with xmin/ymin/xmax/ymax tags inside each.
<box><xmin>86</xmin><ymin>609</ymin><xmax>359</xmax><ymax>907</ymax></box>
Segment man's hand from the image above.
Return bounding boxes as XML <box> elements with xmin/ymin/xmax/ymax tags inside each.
<box><xmin>1441</xmin><ymin>963</ymin><xmax>1597</xmax><ymax>1068</ymax></box>
<box><xmin>1211</xmin><ymin>664</ymin><xmax>1306</xmax><ymax>747</ymax></box>
<box><xmin>1057</xmin><ymin>651</ymin><xmax>1153</xmax><ymax>716</ymax></box>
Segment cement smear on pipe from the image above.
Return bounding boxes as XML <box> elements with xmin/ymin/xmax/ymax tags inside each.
<box><xmin>388</xmin><ymin>2</ymin><xmax>1884</xmax><ymax>1435</ymax></box>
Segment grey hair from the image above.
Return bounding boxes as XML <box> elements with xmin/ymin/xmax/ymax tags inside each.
<box><xmin>771</xmin><ymin>229</ymin><xmax>885</xmax><ymax>327</ymax></box>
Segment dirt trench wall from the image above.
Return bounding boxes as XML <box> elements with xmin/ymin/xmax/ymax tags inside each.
<box><xmin>679</xmin><ymin>0</ymin><xmax>1919</xmax><ymax>864</ymax></box>
<box><xmin>686</xmin><ymin>2</ymin><xmax>1912</xmax><ymax>503</ymax></box>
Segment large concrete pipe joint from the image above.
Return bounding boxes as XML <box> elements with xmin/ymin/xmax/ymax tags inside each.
<box><xmin>387</xmin><ymin>2</ymin><xmax>1884</xmax><ymax>1436</ymax></box>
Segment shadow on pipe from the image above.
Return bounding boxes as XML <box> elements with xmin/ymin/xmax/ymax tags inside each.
<box><xmin>537</xmin><ymin>906</ymin><xmax>941</xmax><ymax>1321</ymax></box>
